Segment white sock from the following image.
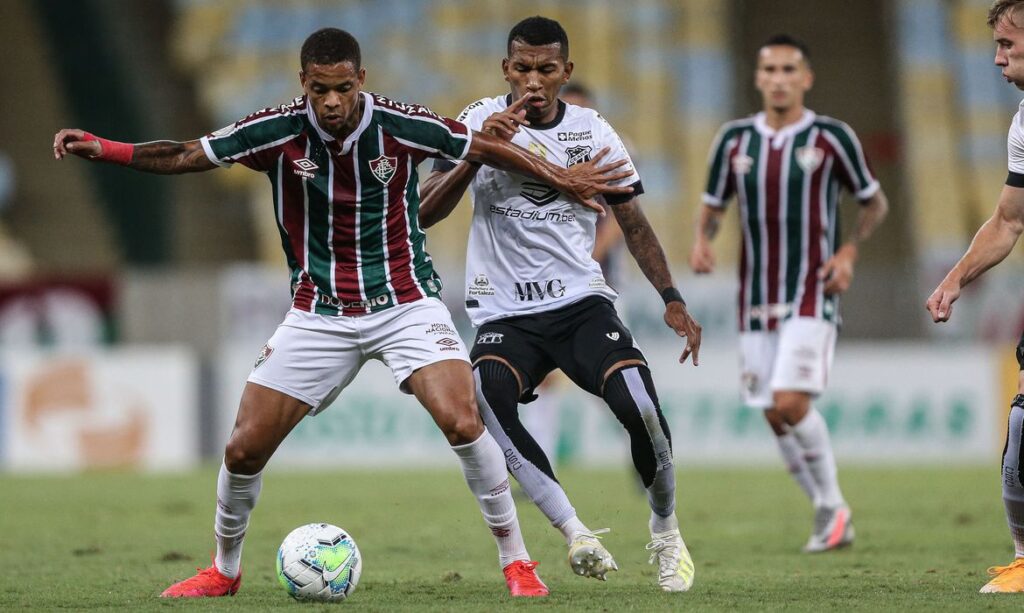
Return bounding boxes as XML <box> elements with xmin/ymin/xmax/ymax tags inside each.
<box><xmin>775</xmin><ymin>428</ymin><xmax>819</xmax><ymax>504</ymax></box>
<box><xmin>650</xmin><ymin>511</ymin><xmax>678</xmax><ymax>535</ymax></box>
<box><xmin>214</xmin><ymin>461</ymin><xmax>262</xmax><ymax>579</ymax></box>
<box><xmin>791</xmin><ymin>409</ymin><xmax>845</xmax><ymax>509</ymax></box>
<box><xmin>556</xmin><ymin>515</ymin><xmax>591</xmax><ymax>544</ymax></box>
<box><xmin>452</xmin><ymin>430</ymin><xmax>529</xmax><ymax>567</ymax></box>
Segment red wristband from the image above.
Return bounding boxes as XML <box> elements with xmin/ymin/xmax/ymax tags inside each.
<box><xmin>81</xmin><ymin>132</ymin><xmax>134</xmax><ymax>165</ymax></box>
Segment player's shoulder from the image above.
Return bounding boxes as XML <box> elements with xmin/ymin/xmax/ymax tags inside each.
<box><xmin>457</xmin><ymin>95</ymin><xmax>505</xmax><ymax>122</ymax></box>
<box><xmin>212</xmin><ymin>96</ymin><xmax>306</xmax><ymax>137</ymax></box>
<box><xmin>370</xmin><ymin>92</ymin><xmax>446</xmax><ymax>123</ymax></box>
<box><xmin>709</xmin><ymin>116</ymin><xmax>756</xmax><ymax>149</ymax></box>
<box><xmin>812</xmin><ymin>114</ymin><xmax>858</xmax><ymax>137</ymax></box>
<box><xmin>1010</xmin><ymin>99</ymin><xmax>1024</xmax><ymax>134</ymax></box>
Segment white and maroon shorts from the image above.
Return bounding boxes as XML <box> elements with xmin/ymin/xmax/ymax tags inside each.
<box><xmin>247</xmin><ymin>297</ymin><xmax>470</xmax><ymax>415</ymax></box>
<box><xmin>738</xmin><ymin>317</ymin><xmax>837</xmax><ymax>409</ymax></box>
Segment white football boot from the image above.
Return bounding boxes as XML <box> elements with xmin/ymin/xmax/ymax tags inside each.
<box><xmin>567</xmin><ymin>529</ymin><xmax>618</xmax><ymax>580</ymax></box>
<box><xmin>803</xmin><ymin>504</ymin><xmax>854</xmax><ymax>553</ymax></box>
<box><xmin>645</xmin><ymin>529</ymin><xmax>694</xmax><ymax>592</ymax></box>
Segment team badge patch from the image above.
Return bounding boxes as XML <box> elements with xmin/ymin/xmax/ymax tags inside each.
<box><xmin>565</xmin><ymin>145</ymin><xmax>593</xmax><ymax>167</ymax></box>
<box><xmin>795</xmin><ymin>146</ymin><xmax>824</xmax><ymax>173</ymax></box>
<box><xmin>254</xmin><ymin>344</ymin><xmax>273</xmax><ymax>369</ymax></box>
<box><xmin>606</xmin><ymin>332</ymin><xmax>620</xmax><ymax>341</ymax></box>
<box><xmin>369</xmin><ymin>155</ymin><xmax>398</xmax><ymax>184</ymax></box>
<box><xmin>732</xmin><ymin>154</ymin><xmax>753</xmax><ymax>175</ymax></box>
<box><xmin>477</xmin><ymin>332</ymin><xmax>504</xmax><ymax>345</ymax></box>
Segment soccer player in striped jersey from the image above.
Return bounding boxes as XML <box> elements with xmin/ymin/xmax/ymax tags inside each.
<box><xmin>690</xmin><ymin>34</ymin><xmax>889</xmax><ymax>553</ymax></box>
<box><xmin>53</xmin><ymin>28</ymin><xmax>634</xmax><ymax>599</ymax></box>
<box><xmin>927</xmin><ymin>0</ymin><xmax>1024</xmax><ymax>593</ymax></box>
<box><xmin>421</xmin><ymin>17</ymin><xmax>701</xmax><ymax>592</ymax></box>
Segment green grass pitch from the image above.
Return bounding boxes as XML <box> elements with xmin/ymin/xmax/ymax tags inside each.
<box><xmin>1</xmin><ymin>466</ymin><xmax>1021</xmax><ymax>611</ymax></box>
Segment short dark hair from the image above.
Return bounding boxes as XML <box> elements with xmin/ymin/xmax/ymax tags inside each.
<box><xmin>760</xmin><ymin>34</ymin><xmax>811</xmax><ymax>64</ymax></box>
<box><xmin>507</xmin><ymin>16</ymin><xmax>569</xmax><ymax>60</ymax></box>
<box><xmin>300</xmin><ymin>28</ymin><xmax>361</xmax><ymax>71</ymax></box>
<box><xmin>989</xmin><ymin>0</ymin><xmax>1024</xmax><ymax>27</ymax></box>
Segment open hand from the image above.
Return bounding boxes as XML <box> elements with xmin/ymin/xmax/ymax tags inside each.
<box><xmin>559</xmin><ymin>146</ymin><xmax>634</xmax><ymax>214</ymax></box>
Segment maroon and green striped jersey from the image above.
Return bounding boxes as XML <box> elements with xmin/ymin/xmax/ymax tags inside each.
<box><xmin>702</xmin><ymin>110</ymin><xmax>879</xmax><ymax>332</ymax></box>
<box><xmin>200</xmin><ymin>92</ymin><xmax>472</xmax><ymax>316</ymax></box>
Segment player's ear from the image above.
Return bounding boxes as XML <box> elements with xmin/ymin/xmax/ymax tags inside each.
<box><xmin>563</xmin><ymin>60</ymin><xmax>574</xmax><ymax>83</ymax></box>
<box><xmin>804</xmin><ymin>67</ymin><xmax>815</xmax><ymax>91</ymax></box>
<box><xmin>357</xmin><ymin>67</ymin><xmax>366</xmax><ymax>86</ymax></box>
<box><xmin>502</xmin><ymin>58</ymin><xmax>510</xmax><ymax>82</ymax></box>
<box><xmin>299</xmin><ymin>70</ymin><xmax>307</xmax><ymax>89</ymax></box>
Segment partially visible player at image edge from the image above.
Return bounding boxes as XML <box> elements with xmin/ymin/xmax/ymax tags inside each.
<box><xmin>927</xmin><ymin>0</ymin><xmax>1024</xmax><ymax>594</ymax></box>
<box><xmin>53</xmin><ymin>27</ymin><xmax>633</xmax><ymax>599</ymax></box>
<box><xmin>690</xmin><ymin>34</ymin><xmax>889</xmax><ymax>553</ymax></box>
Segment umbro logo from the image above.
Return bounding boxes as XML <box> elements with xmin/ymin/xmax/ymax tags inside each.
<box><xmin>293</xmin><ymin>158</ymin><xmax>318</xmax><ymax>179</ymax></box>
<box><xmin>436</xmin><ymin>337</ymin><xmax>461</xmax><ymax>351</ymax></box>
<box><xmin>606</xmin><ymin>332</ymin><xmax>620</xmax><ymax>341</ymax></box>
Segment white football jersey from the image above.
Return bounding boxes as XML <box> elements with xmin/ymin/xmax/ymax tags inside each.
<box><xmin>450</xmin><ymin>94</ymin><xmax>642</xmax><ymax>326</ymax></box>
<box><xmin>1009</xmin><ymin>100</ymin><xmax>1024</xmax><ymax>174</ymax></box>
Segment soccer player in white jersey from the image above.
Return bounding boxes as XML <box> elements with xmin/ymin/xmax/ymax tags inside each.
<box><xmin>927</xmin><ymin>0</ymin><xmax>1024</xmax><ymax>593</ymax></box>
<box><xmin>52</xmin><ymin>28</ymin><xmax>634</xmax><ymax>599</ymax></box>
<box><xmin>690</xmin><ymin>34</ymin><xmax>889</xmax><ymax>552</ymax></box>
<box><xmin>420</xmin><ymin>17</ymin><xmax>702</xmax><ymax>592</ymax></box>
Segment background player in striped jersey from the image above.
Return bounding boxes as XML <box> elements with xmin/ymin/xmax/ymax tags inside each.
<box><xmin>927</xmin><ymin>0</ymin><xmax>1024</xmax><ymax>593</ymax></box>
<box><xmin>690</xmin><ymin>34</ymin><xmax>889</xmax><ymax>553</ymax></box>
<box><xmin>52</xmin><ymin>27</ymin><xmax>634</xmax><ymax>599</ymax></box>
<box><xmin>421</xmin><ymin>17</ymin><xmax>701</xmax><ymax>592</ymax></box>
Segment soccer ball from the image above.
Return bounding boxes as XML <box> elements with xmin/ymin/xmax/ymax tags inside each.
<box><xmin>276</xmin><ymin>523</ymin><xmax>362</xmax><ymax>601</ymax></box>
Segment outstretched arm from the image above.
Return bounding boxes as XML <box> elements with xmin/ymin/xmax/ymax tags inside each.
<box><xmin>818</xmin><ymin>188</ymin><xmax>889</xmax><ymax>295</ymax></box>
<box><xmin>927</xmin><ymin>185</ymin><xmax>1024</xmax><ymax>322</ymax></box>
<box><xmin>613</xmin><ymin>197</ymin><xmax>702</xmax><ymax>365</ymax></box>
<box><xmin>53</xmin><ymin>129</ymin><xmax>216</xmax><ymax>174</ymax></box>
<box><xmin>464</xmin><ymin>132</ymin><xmax>633</xmax><ymax>213</ymax></box>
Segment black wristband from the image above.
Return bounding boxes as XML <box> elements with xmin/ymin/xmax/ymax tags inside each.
<box><xmin>661</xmin><ymin>287</ymin><xmax>685</xmax><ymax>306</ymax></box>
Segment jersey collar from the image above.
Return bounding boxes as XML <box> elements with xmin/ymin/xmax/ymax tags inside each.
<box><xmin>306</xmin><ymin>91</ymin><xmax>374</xmax><ymax>154</ymax></box>
<box><xmin>504</xmin><ymin>93</ymin><xmax>566</xmax><ymax>130</ymax></box>
<box><xmin>754</xmin><ymin>109</ymin><xmax>816</xmax><ymax>148</ymax></box>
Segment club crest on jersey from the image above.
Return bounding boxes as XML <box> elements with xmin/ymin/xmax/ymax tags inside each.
<box><xmin>520</xmin><ymin>181</ymin><xmax>560</xmax><ymax>206</ymax></box>
<box><xmin>732</xmin><ymin>154</ymin><xmax>754</xmax><ymax>174</ymax></box>
<box><xmin>254</xmin><ymin>344</ymin><xmax>273</xmax><ymax>369</ymax></box>
<box><xmin>293</xmin><ymin>158</ymin><xmax>318</xmax><ymax>179</ymax></box>
<box><xmin>565</xmin><ymin>145</ymin><xmax>593</xmax><ymax>167</ymax></box>
<box><xmin>369</xmin><ymin>155</ymin><xmax>398</xmax><ymax>184</ymax></box>
<box><xmin>477</xmin><ymin>332</ymin><xmax>504</xmax><ymax>345</ymax></box>
<box><xmin>795</xmin><ymin>146</ymin><xmax>824</xmax><ymax>173</ymax></box>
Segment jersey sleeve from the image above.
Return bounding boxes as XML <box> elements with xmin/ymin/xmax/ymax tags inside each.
<box><xmin>432</xmin><ymin>99</ymin><xmax>489</xmax><ymax>173</ymax></box>
<box><xmin>822</xmin><ymin>121</ymin><xmax>880</xmax><ymax>202</ymax></box>
<box><xmin>593</xmin><ymin>113</ymin><xmax>642</xmax><ymax>206</ymax></box>
<box><xmin>702</xmin><ymin>125</ymin><xmax>738</xmax><ymax>208</ymax></box>
<box><xmin>200</xmin><ymin>111</ymin><xmax>300</xmax><ymax>173</ymax></box>
<box><xmin>1007</xmin><ymin>109</ymin><xmax>1024</xmax><ymax>187</ymax></box>
<box><xmin>374</xmin><ymin>101</ymin><xmax>473</xmax><ymax>166</ymax></box>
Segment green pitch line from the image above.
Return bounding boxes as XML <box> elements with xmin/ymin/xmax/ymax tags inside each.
<box><xmin>0</xmin><ymin>466</ymin><xmax>1018</xmax><ymax>611</ymax></box>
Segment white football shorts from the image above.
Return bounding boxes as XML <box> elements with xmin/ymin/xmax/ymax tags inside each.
<box><xmin>738</xmin><ymin>316</ymin><xmax>837</xmax><ymax>409</ymax></box>
<box><xmin>247</xmin><ymin>297</ymin><xmax>470</xmax><ymax>415</ymax></box>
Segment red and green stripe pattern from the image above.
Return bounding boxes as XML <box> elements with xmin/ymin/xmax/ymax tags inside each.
<box><xmin>203</xmin><ymin>93</ymin><xmax>471</xmax><ymax>316</ymax></box>
<box><xmin>702</xmin><ymin>114</ymin><xmax>878</xmax><ymax>331</ymax></box>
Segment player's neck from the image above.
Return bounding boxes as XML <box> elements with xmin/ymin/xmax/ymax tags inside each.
<box><xmin>762</xmin><ymin>105</ymin><xmax>806</xmax><ymax>131</ymax></box>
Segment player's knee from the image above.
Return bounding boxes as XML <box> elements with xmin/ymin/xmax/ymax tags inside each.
<box><xmin>763</xmin><ymin>408</ymin><xmax>788</xmax><ymax>435</ymax></box>
<box><xmin>440</xmin><ymin>411</ymin><xmax>485</xmax><ymax>446</ymax></box>
<box><xmin>475</xmin><ymin>358</ymin><xmax>522</xmax><ymax>407</ymax></box>
<box><xmin>773</xmin><ymin>391</ymin><xmax>810</xmax><ymax>424</ymax></box>
<box><xmin>223</xmin><ymin>435</ymin><xmax>270</xmax><ymax>475</ymax></box>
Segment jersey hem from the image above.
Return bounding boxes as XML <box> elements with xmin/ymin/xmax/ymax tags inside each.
<box><xmin>469</xmin><ymin>289</ymin><xmax>618</xmax><ymax>327</ymax></box>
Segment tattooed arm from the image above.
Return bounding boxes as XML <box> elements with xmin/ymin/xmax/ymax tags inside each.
<box><xmin>53</xmin><ymin>129</ymin><xmax>216</xmax><ymax>174</ymax></box>
<box><xmin>612</xmin><ymin>197</ymin><xmax>702</xmax><ymax>365</ymax></box>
